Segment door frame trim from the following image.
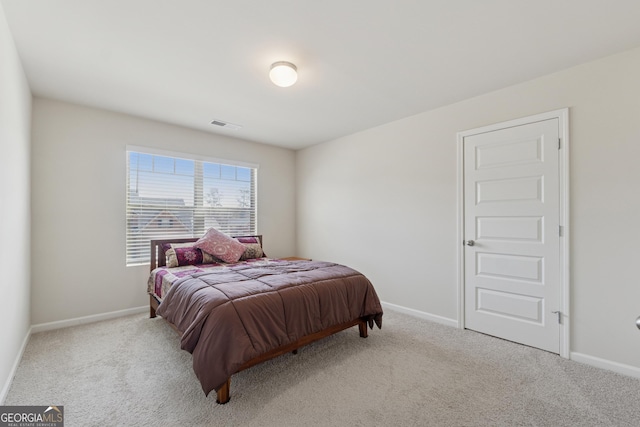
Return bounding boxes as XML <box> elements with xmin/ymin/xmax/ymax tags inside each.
<box><xmin>456</xmin><ymin>108</ymin><xmax>570</xmax><ymax>358</ymax></box>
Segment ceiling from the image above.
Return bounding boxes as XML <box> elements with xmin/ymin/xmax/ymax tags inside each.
<box><xmin>3</xmin><ymin>1</ymin><xmax>640</xmax><ymax>150</ymax></box>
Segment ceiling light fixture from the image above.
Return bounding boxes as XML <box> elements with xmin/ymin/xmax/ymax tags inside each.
<box><xmin>269</xmin><ymin>61</ymin><xmax>298</xmax><ymax>87</ymax></box>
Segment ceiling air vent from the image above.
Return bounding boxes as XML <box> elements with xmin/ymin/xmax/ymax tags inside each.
<box><xmin>210</xmin><ymin>119</ymin><xmax>242</xmax><ymax>131</ymax></box>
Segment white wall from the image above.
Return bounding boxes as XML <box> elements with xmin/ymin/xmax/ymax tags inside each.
<box><xmin>31</xmin><ymin>99</ymin><xmax>296</xmax><ymax>325</ymax></box>
<box><xmin>297</xmin><ymin>47</ymin><xmax>640</xmax><ymax>370</ymax></box>
<box><xmin>0</xmin><ymin>3</ymin><xmax>32</xmax><ymax>402</ymax></box>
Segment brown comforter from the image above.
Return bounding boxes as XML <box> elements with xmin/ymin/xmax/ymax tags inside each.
<box><xmin>156</xmin><ymin>259</ymin><xmax>383</xmax><ymax>395</ymax></box>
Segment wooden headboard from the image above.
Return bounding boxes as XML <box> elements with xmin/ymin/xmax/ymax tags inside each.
<box><xmin>150</xmin><ymin>235</ymin><xmax>263</xmax><ymax>271</ymax></box>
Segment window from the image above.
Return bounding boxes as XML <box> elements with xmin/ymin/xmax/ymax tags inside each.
<box><xmin>126</xmin><ymin>148</ymin><xmax>257</xmax><ymax>265</ymax></box>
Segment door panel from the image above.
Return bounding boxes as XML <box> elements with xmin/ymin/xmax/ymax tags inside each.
<box><xmin>476</xmin><ymin>216</ymin><xmax>543</xmax><ymax>242</ymax></box>
<box><xmin>476</xmin><ymin>288</ymin><xmax>543</xmax><ymax>323</ymax></box>
<box><xmin>476</xmin><ymin>176</ymin><xmax>543</xmax><ymax>204</ymax></box>
<box><xmin>476</xmin><ymin>252</ymin><xmax>543</xmax><ymax>283</ymax></box>
<box><xmin>464</xmin><ymin>119</ymin><xmax>560</xmax><ymax>353</ymax></box>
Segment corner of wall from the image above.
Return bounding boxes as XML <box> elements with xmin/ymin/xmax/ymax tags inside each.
<box><xmin>0</xmin><ymin>1</ymin><xmax>33</xmax><ymax>405</ymax></box>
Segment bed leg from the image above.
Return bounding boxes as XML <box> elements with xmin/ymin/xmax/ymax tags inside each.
<box><xmin>358</xmin><ymin>320</ymin><xmax>368</xmax><ymax>338</ymax></box>
<box><xmin>149</xmin><ymin>296</ymin><xmax>157</xmax><ymax>318</ymax></box>
<box><xmin>216</xmin><ymin>378</ymin><xmax>231</xmax><ymax>404</ymax></box>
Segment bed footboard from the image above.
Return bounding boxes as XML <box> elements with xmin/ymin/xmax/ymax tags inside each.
<box><xmin>152</xmin><ymin>293</ymin><xmax>370</xmax><ymax>404</ymax></box>
<box><xmin>215</xmin><ymin>317</ymin><xmax>368</xmax><ymax>404</ymax></box>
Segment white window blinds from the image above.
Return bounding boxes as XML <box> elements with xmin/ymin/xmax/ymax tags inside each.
<box><xmin>126</xmin><ymin>149</ymin><xmax>257</xmax><ymax>266</ymax></box>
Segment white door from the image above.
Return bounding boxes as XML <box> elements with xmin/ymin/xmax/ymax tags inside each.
<box><xmin>463</xmin><ymin>118</ymin><xmax>561</xmax><ymax>353</ymax></box>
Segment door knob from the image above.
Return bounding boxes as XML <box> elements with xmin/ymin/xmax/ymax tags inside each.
<box><xmin>465</xmin><ymin>240</ymin><xmax>475</xmax><ymax>247</ymax></box>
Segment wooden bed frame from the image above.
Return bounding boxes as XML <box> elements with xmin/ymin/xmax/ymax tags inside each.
<box><xmin>148</xmin><ymin>237</ymin><xmax>369</xmax><ymax>404</ymax></box>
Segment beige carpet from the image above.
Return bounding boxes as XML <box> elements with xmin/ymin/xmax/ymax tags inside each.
<box><xmin>5</xmin><ymin>310</ymin><xmax>640</xmax><ymax>426</ymax></box>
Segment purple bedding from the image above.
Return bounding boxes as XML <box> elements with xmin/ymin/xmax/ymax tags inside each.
<box><xmin>155</xmin><ymin>259</ymin><xmax>383</xmax><ymax>395</ymax></box>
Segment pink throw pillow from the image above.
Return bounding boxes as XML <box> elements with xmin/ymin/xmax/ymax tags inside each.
<box><xmin>194</xmin><ymin>228</ymin><xmax>246</xmax><ymax>263</ymax></box>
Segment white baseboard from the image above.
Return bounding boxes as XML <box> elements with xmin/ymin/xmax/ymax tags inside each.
<box><xmin>382</xmin><ymin>301</ymin><xmax>459</xmax><ymax>328</ymax></box>
<box><xmin>13</xmin><ymin>304</ymin><xmax>640</xmax><ymax>397</ymax></box>
<box><xmin>31</xmin><ymin>306</ymin><xmax>148</xmax><ymax>334</ymax></box>
<box><xmin>3</xmin><ymin>306</ymin><xmax>148</xmax><ymax>403</ymax></box>
<box><xmin>570</xmin><ymin>352</ymin><xmax>640</xmax><ymax>380</ymax></box>
<box><xmin>0</xmin><ymin>326</ymin><xmax>32</xmax><ymax>405</ymax></box>
<box><xmin>382</xmin><ymin>302</ymin><xmax>640</xmax><ymax>381</ymax></box>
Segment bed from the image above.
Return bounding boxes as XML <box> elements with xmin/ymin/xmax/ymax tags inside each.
<box><xmin>147</xmin><ymin>234</ymin><xmax>383</xmax><ymax>404</ymax></box>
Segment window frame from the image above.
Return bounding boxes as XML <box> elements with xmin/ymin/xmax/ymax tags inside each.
<box><xmin>126</xmin><ymin>145</ymin><xmax>258</xmax><ymax>266</ymax></box>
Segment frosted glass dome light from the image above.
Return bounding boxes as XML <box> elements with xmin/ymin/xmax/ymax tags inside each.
<box><xmin>269</xmin><ymin>61</ymin><xmax>298</xmax><ymax>87</ymax></box>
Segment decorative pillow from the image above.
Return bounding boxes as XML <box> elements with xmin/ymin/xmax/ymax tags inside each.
<box><xmin>235</xmin><ymin>236</ymin><xmax>260</xmax><ymax>245</ymax></box>
<box><xmin>235</xmin><ymin>236</ymin><xmax>265</xmax><ymax>260</ymax></box>
<box><xmin>194</xmin><ymin>228</ymin><xmax>246</xmax><ymax>263</ymax></box>
<box><xmin>165</xmin><ymin>242</ymin><xmax>219</xmax><ymax>267</ymax></box>
<box><xmin>239</xmin><ymin>243</ymin><xmax>264</xmax><ymax>260</ymax></box>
